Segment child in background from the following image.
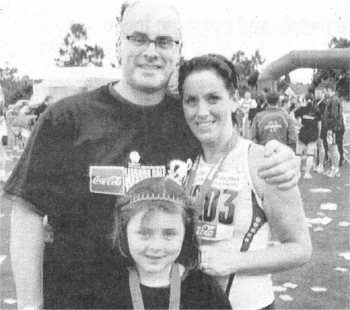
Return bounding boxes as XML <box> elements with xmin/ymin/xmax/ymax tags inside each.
<box><xmin>108</xmin><ymin>177</ymin><xmax>231</xmax><ymax>310</ymax></box>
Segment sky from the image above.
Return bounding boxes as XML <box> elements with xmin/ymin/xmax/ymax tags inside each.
<box><xmin>0</xmin><ymin>0</ymin><xmax>349</xmax><ymax>84</ymax></box>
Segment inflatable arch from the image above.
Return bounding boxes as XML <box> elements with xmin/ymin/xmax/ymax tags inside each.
<box><xmin>258</xmin><ymin>48</ymin><xmax>350</xmax><ymax>91</ymax></box>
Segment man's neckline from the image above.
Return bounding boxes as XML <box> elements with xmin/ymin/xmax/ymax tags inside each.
<box><xmin>108</xmin><ymin>82</ymin><xmax>168</xmax><ymax>110</ymax></box>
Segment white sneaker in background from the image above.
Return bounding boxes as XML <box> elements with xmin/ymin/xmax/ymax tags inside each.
<box><xmin>316</xmin><ymin>165</ymin><xmax>324</xmax><ymax>173</ymax></box>
<box><xmin>327</xmin><ymin>168</ymin><xmax>340</xmax><ymax>178</ymax></box>
<box><xmin>304</xmin><ymin>173</ymin><xmax>313</xmax><ymax>179</ymax></box>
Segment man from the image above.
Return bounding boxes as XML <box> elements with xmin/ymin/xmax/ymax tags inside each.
<box><xmin>5</xmin><ymin>1</ymin><xmax>299</xmax><ymax>309</ymax></box>
<box><xmin>313</xmin><ymin>88</ymin><xmax>327</xmax><ymax>173</ymax></box>
<box><xmin>294</xmin><ymin>94</ymin><xmax>322</xmax><ymax>179</ymax></box>
<box><xmin>33</xmin><ymin>95</ymin><xmax>52</xmax><ymax>120</ymax></box>
<box><xmin>322</xmin><ymin>84</ymin><xmax>344</xmax><ymax>177</ymax></box>
<box><xmin>248</xmin><ymin>93</ymin><xmax>267</xmax><ymax>126</ymax></box>
<box><xmin>239</xmin><ymin>91</ymin><xmax>257</xmax><ymax>138</ymax></box>
<box><xmin>251</xmin><ymin>90</ymin><xmax>297</xmax><ymax>152</ymax></box>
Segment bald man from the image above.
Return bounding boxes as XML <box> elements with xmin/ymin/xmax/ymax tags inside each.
<box><xmin>5</xmin><ymin>1</ymin><xmax>299</xmax><ymax>309</ymax></box>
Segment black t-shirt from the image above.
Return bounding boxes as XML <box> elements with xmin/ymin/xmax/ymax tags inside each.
<box><xmin>295</xmin><ymin>105</ymin><xmax>321</xmax><ymax>144</ymax></box>
<box><xmin>4</xmin><ymin>84</ymin><xmax>201</xmax><ymax>309</ymax></box>
<box><xmin>97</xmin><ymin>268</ymin><xmax>231</xmax><ymax>309</ymax></box>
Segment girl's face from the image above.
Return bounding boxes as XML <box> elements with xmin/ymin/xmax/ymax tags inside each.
<box><xmin>182</xmin><ymin>70</ymin><xmax>234</xmax><ymax>146</ymax></box>
<box><xmin>127</xmin><ymin>208</ymin><xmax>185</xmax><ymax>277</ymax></box>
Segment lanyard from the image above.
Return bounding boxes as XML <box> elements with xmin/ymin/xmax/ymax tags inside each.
<box><xmin>128</xmin><ymin>263</ymin><xmax>181</xmax><ymax>310</ymax></box>
<box><xmin>184</xmin><ymin>135</ymin><xmax>238</xmax><ymax>215</ymax></box>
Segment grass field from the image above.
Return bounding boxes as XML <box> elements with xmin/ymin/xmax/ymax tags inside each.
<box><xmin>1</xmin><ymin>126</ymin><xmax>349</xmax><ymax>309</ymax></box>
<box><xmin>273</xmin><ymin>159</ymin><xmax>350</xmax><ymax>310</ymax></box>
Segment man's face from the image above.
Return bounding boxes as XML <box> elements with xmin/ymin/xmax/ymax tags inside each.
<box><xmin>244</xmin><ymin>92</ymin><xmax>251</xmax><ymax>100</ymax></box>
<box><xmin>315</xmin><ymin>89</ymin><xmax>323</xmax><ymax>100</ymax></box>
<box><xmin>324</xmin><ymin>87</ymin><xmax>335</xmax><ymax>98</ymax></box>
<box><xmin>120</xmin><ymin>3</ymin><xmax>181</xmax><ymax>93</ymax></box>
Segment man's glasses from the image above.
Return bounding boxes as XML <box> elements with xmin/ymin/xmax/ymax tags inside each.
<box><xmin>125</xmin><ymin>35</ymin><xmax>180</xmax><ymax>50</ymax></box>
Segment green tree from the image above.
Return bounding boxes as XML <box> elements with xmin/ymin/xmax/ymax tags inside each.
<box><xmin>0</xmin><ymin>64</ymin><xmax>33</xmax><ymax>106</ymax></box>
<box><xmin>231</xmin><ymin>49</ymin><xmax>265</xmax><ymax>95</ymax></box>
<box><xmin>114</xmin><ymin>1</ymin><xmax>129</xmax><ymax>67</ymax></box>
<box><xmin>277</xmin><ymin>74</ymin><xmax>291</xmax><ymax>92</ymax></box>
<box><xmin>55</xmin><ymin>23</ymin><xmax>105</xmax><ymax>67</ymax></box>
<box><xmin>313</xmin><ymin>37</ymin><xmax>350</xmax><ymax>98</ymax></box>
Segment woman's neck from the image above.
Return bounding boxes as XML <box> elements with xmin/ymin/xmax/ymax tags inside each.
<box><xmin>202</xmin><ymin>128</ymin><xmax>237</xmax><ymax>164</ymax></box>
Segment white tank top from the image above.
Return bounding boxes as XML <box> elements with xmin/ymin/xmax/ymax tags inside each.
<box><xmin>189</xmin><ymin>138</ymin><xmax>274</xmax><ymax>309</ymax></box>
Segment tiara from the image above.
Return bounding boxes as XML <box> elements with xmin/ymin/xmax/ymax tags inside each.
<box><xmin>130</xmin><ymin>193</ymin><xmax>184</xmax><ymax>205</ymax></box>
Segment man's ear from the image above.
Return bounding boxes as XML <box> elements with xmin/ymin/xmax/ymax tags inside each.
<box><xmin>176</xmin><ymin>42</ymin><xmax>183</xmax><ymax>67</ymax></box>
<box><xmin>116</xmin><ymin>37</ymin><xmax>122</xmax><ymax>66</ymax></box>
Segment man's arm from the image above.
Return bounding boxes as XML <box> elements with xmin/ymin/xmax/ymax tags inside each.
<box><xmin>259</xmin><ymin>140</ymin><xmax>300</xmax><ymax>190</ymax></box>
<box><xmin>10</xmin><ymin>197</ymin><xmax>44</xmax><ymax>310</ymax></box>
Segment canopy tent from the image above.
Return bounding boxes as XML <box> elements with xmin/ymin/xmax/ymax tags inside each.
<box><xmin>29</xmin><ymin>67</ymin><xmax>121</xmax><ymax>106</ymax></box>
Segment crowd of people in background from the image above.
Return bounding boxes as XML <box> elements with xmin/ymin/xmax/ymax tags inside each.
<box><xmin>0</xmin><ymin>96</ymin><xmax>52</xmax><ymax>181</ymax></box>
<box><xmin>0</xmin><ymin>83</ymin><xmax>347</xmax><ymax>183</ymax></box>
<box><xmin>234</xmin><ymin>84</ymin><xmax>346</xmax><ymax>179</ymax></box>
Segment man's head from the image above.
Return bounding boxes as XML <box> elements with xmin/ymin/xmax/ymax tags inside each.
<box><xmin>305</xmin><ymin>93</ymin><xmax>313</xmax><ymax>108</ymax></box>
<box><xmin>315</xmin><ymin>88</ymin><xmax>324</xmax><ymax>100</ymax></box>
<box><xmin>265</xmin><ymin>91</ymin><xmax>279</xmax><ymax>106</ymax></box>
<box><xmin>324</xmin><ymin>83</ymin><xmax>336</xmax><ymax>98</ymax></box>
<box><xmin>244</xmin><ymin>91</ymin><xmax>251</xmax><ymax>100</ymax></box>
<box><xmin>44</xmin><ymin>95</ymin><xmax>53</xmax><ymax>105</ymax></box>
<box><xmin>118</xmin><ymin>1</ymin><xmax>182</xmax><ymax>94</ymax></box>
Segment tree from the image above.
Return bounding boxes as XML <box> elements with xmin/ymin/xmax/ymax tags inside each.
<box><xmin>0</xmin><ymin>63</ymin><xmax>33</xmax><ymax>106</ymax></box>
<box><xmin>114</xmin><ymin>1</ymin><xmax>129</xmax><ymax>67</ymax></box>
<box><xmin>277</xmin><ymin>74</ymin><xmax>291</xmax><ymax>92</ymax></box>
<box><xmin>231</xmin><ymin>49</ymin><xmax>265</xmax><ymax>95</ymax></box>
<box><xmin>313</xmin><ymin>37</ymin><xmax>350</xmax><ymax>98</ymax></box>
<box><xmin>55</xmin><ymin>23</ymin><xmax>105</xmax><ymax>67</ymax></box>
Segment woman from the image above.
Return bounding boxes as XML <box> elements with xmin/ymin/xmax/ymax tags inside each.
<box><xmin>178</xmin><ymin>54</ymin><xmax>312</xmax><ymax>310</ymax></box>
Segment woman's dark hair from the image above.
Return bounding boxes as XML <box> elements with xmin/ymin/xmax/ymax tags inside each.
<box><xmin>111</xmin><ymin>177</ymin><xmax>199</xmax><ymax>269</ymax></box>
<box><xmin>178</xmin><ymin>54</ymin><xmax>238</xmax><ymax>98</ymax></box>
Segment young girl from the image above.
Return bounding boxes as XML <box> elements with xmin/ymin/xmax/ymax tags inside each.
<box><xmin>108</xmin><ymin>176</ymin><xmax>231</xmax><ymax>309</ymax></box>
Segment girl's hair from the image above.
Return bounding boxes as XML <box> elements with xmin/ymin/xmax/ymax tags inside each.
<box><xmin>178</xmin><ymin>54</ymin><xmax>238</xmax><ymax>98</ymax></box>
<box><xmin>111</xmin><ymin>177</ymin><xmax>199</xmax><ymax>268</ymax></box>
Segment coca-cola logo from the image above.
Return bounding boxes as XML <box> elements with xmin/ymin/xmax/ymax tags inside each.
<box><xmin>197</xmin><ymin>223</ymin><xmax>217</xmax><ymax>238</ymax></box>
<box><xmin>92</xmin><ymin>176</ymin><xmax>123</xmax><ymax>186</ymax></box>
<box><xmin>90</xmin><ymin>166</ymin><xmax>125</xmax><ymax>195</ymax></box>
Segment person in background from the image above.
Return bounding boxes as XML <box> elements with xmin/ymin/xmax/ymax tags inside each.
<box><xmin>5</xmin><ymin>1</ymin><xmax>300</xmax><ymax>309</ymax></box>
<box><xmin>313</xmin><ymin>88</ymin><xmax>327</xmax><ymax>173</ymax></box>
<box><xmin>280</xmin><ymin>97</ymin><xmax>290</xmax><ymax>114</ymax></box>
<box><xmin>33</xmin><ymin>95</ymin><xmax>53</xmax><ymax>121</ymax></box>
<box><xmin>251</xmin><ymin>91</ymin><xmax>297</xmax><ymax>152</ymax></box>
<box><xmin>322</xmin><ymin>84</ymin><xmax>344</xmax><ymax>177</ymax></box>
<box><xmin>178</xmin><ymin>54</ymin><xmax>311</xmax><ymax>310</ymax></box>
<box><xmin>337</xmin><ymin>96</ymin><xmax>346</xmax><ymax>167</ymax></box>
<box><xmin>239</xmin><ymin>91</ymin><xmax>257</xmax><ymax>138</ymax></box>
<box><xmin>248</xmin><ymin>93</ymin><xmax>266</xmax><ymax>127</ymax></box>
<box><xmin>294</xmin><ymin>94</ymin><xmax>322</xmax><ymax>179</ymax></box>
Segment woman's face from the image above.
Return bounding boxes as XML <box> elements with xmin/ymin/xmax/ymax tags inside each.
<box><xmin>182</xmin><ymin>70</ymin><xmax>234</xmax><ymax>146</ymax></box>
<box><xmin>127</xmin><ymin>208</ymin><xmax>185</xmax><ymax>277</ymax></box>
